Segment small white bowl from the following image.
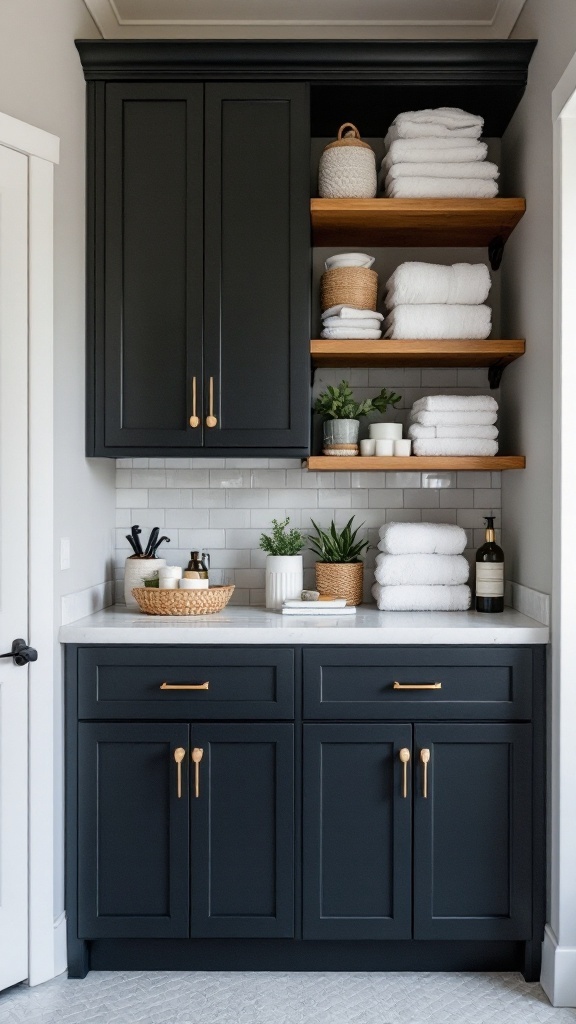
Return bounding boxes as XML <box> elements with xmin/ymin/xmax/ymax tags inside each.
<box><xmin>325</xmin><ymin>253</ymin><xmax>375</xmax><ymax>271</ymax></box>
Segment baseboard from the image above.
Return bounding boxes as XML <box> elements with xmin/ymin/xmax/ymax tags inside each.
<box><xmin>53</xmin><ymin>912</ymin><xmax>67</xmax><ymax>978</ymax></box>
<box><xmin>61</xmin><ymin>580</ymin><xmax>114</xmax><ymax>626</ymax></box>
<box><xmin>505</xmin><ymin>580</ymin><xmax>550</xmax><ymax>625</ymax></box>
<box><xmin>540</xmin><ymin>925</ymin><xmax>576</xmax><ymax>1007</ymax></box>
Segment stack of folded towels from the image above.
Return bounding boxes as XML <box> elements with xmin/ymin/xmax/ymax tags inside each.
<box><xmin>372</xmin><ymin>522</ymin><xmax>471</xmax><ymax>611</ymax></box>
<box><xmin>381</xmin><ymin>107</ymin><xmax>499</xmax><ymax>199</ymax></box>
<box><xmin>408</xmin><ymin>394</ymin><xmax>498</xmax><ymax>457</ymax></box>
<box><xmin>383</xmin><ymin>261</ymin><xmax>492</xmax><ymax>340</ymax></box>
<box><xmin>321</xmin><ymin>304</ymin><xmax>384</xmax><ymax>340</ymax></box>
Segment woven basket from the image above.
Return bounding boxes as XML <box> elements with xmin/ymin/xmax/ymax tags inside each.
<box><xmin>131</xmin><ymin>585</ymin><xmax>235</xmax><ymax>616</ymax></box>
<box><xmin>315</xmin><ymin>562</ymin><xmax>364</xmax><ymax>606</ymax></box>
<box><xmin>321</xmin><ymin>266</ymin><xmax>378</xmax><ymax>312</ymax></box>
<box><xmin>318</xmin><ymin>123</ymin><xmax>377</xmax><ymax>199</ymax></box>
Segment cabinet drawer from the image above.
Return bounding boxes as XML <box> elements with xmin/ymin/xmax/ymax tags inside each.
<box><xmin>303</xmin><ymin>647</ymin><xmax>532</xmax><ymax>720</ymax></box>
<box><xmin>77</xmin><ymin>647</ymin><xmax>294</xmax><ymax>719</ymax></box>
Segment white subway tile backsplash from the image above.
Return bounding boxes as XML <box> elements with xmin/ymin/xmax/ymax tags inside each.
<box><xmin>209</xmin><ymin>470</ymin><xmax>251</xmax><ymax>488</ymax></box>
<box><xmin>251</xmin><ymin>470</ymin><xmax>287</xmax><ymax>488</ymax></box>
<box><xmin>403</xmin><ymin>489</ymin><xmax>440</xmax><ymax>508</ymax></box>
<box><xmin>210</xmin><ymin>509</ymin><xmax>251</xmax><ymax>528</ymax></box>
<box><xmin>225</xmin><ymin>529</ymin><xmax>264</xmax><ymax>549</ymax></box>
<box><xmin>456</xmin><ymin>471</ymin><xmax>492</xmax><ymax>488</ymax></box>
<box><xmin>148</xmin><ymin>458</ymin><xmax>166</xmax><ymax>469</ymax></box>
<box><xmin>226</xmin><ymin>489</ymin><xmax>269</xmax><ymax>508</ymax></box>
<box><xmin>165</xmin><ymin>509</ymin><xmax>210</xmax><ymax>529</ymax></box>
<box><xmin>421</xmin><ymin>368</ymin><xmax>459</xmax><ymax>387</ymax></box>
<box><xmin>178</xmin><ymin>529</ymin><xmax>226</xmax><ymax>548</ymax></box>
<box><xmin>439</xmin><ymin>489</ymin><xmax>474</xmax><ymax>508</ymax></box>
<box><xmin>226</xmin><ymin>458</ymin><xmax>269</xmax><ymax>469</ymax></box>
<box><xmin>368</xmin><ymin>489</ymin><xmax>403</xmax><ymax>508</ymax></box>
<box><xmin>166</xmin><ymin>469</ymin><xmax>209</xmax><ymax>488</ymax></box>
<box><xmin>268</xmin><ymin>489</ymin><xmax>318</xmax><ymax>508</ymax></box>
<box><xmin>117</xmin><ymin>489</ymin><xmax>147</xmax><ymax>508</ymax></box>
<box><xmin>192</xmin><ymin>489</ymin><xmax>226</xmax><ymax>508</ymax></box>
<box><xmin>385</xmin><ymin>472</ymin><xmax>421</xmax><ymax>488</ymax></box>
<box><xmin>474</xmin><ymin>488</ymin><xmax>502</xmax><ymax>508</ymax></box>
<box><xmin>351</xmin><ymin>471</ymin><xmax>387</xmax><ymax>488</ymax></box>
<box><xmin>116</xmin><ymin>469</ymin><xmax>131</xmax><ymax>487</ymax></box>
<box><xmin>318</xmin><ymin>489</ymin><xmax>352</xmax><ymax>508</ymax></box>
<box><xmin>209</xmin><ymin>549</ymin><xmax>251</xmax><ymax>569</ymax></box>
<box><xmin>131</xmin><ymin>469</ymin><xmax>167</xmax><ymax>488</ymax></box>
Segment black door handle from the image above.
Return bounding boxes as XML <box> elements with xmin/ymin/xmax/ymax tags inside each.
<box><xmin>0</xmin><ymin>638</ymin><xmax>38</xmax><ymax>666</ymax></box>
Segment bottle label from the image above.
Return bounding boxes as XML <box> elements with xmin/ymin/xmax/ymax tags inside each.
<box><xmin>476</xmin><ymin>563</ymin><xmax>504</xmax><ymax>598</ymax></box>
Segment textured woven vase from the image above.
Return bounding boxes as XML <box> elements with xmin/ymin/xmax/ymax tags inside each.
<box><xmin>318</xmin><ymin>123</ymin><xmax>377</xmax><ymax>199</ymax></box>
<box><xmin>320</xmin><ymin>266</ymin><xmax>378</xmax><ymax>313</ymax></box>
<box><xmin>315</xmin><ymin>561</ymin><xmax>364</xmax><ymax>606</ymax></box>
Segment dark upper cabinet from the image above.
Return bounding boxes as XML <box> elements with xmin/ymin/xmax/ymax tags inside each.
<box><xmin>88</xmin><ymin>80</ymin><xmax>310</xmax><ymax>457</ymax></box>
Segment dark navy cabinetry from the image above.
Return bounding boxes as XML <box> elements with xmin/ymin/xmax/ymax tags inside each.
<box><xmin>65</xmin><ymin>643</ymin><xmax>545</xmax><ymax>979</ymax></box>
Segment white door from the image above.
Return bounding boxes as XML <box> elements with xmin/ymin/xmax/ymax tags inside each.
<box><xmin>0</xmin><ymin>144</ymin><xmax>30</xmax><ymax>989</ymax></box>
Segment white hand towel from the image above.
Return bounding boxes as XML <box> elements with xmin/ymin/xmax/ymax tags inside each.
<box><xmin>412</xmin><ymin>394</ymin><xmax>497</xmax><ymax>413</ymax></box>
<box><xmin>383</xmin><ymin>138</ymin><xmax>488</xmax><ymax>163</ymax></box>
<box><xmin>322</xmin><ymin>316</ymin><xmax>382</xmax><ymax>330</ymax></box>
<box><xmin>410</xmin><ymin>410</ymin><xmax>498</xmax><ymax>427</ymax></box>
<box><xmin>378</xmin><ymin>521</ymin><xmax>467</xmax><ymax>556</ymax></box>
<box><xmin>321</xmin><ymin>327</ymin><xmax>382</xmax><ymax>340</ymax></box>
<box><xmin>281</xmin><ymin>606</ymin><xmax>357</xmax><ymax>616</ymax></box>
<box><xmin>394</xmin><ymin>107</ymin><xmax>484</xmax><ymax>131</ymax></box>
<box><xmin>385</xmin><ymin>262</ymin><xmax>491</xmax><ymax>307</ymax></box>
<box><xmin>385</xmin><ymin>177</ymin><xmax>498</xmax><ymax>199</ymax></box>
<box><xmin>321</xmin><ymin>305</ymin><xmax>384</xmax><ymax>321</ymax></box>
<box><xmin>372</xmin><ymin>581</ymin><xmax>472</xmax><ymax>611</ymax></box>
<box><xmin>385</xmin><ymin>123</ymin><xmax>482</xmax><ymax>143</ymax></box>
<box><xmin>412</xmin><ymin>438</ymin><xmax>499</xmax><ymax>456</ymax></box>
<box><xmin>384</xmin><ymin>304</ymin><xmax>491</xmax><ymax>340</ymax></box>
<box><xmin>385</xmin><ymin>161</ymin><xmax>498</xmax><ymax>181</ymax></box>
<box><xmin>408</xmin><ymin>423</ymin><xmax>499</xmax><ymax>440</ymax></box>
<box><xmin>374</xmin><ymin>553</ymin><xmax>469</xmax><ymax>587</ymax></box>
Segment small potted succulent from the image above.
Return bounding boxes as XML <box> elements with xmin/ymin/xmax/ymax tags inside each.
<box><xmin>309</xmin><ymin>516</ymin><xmax>370</xmax><ymax>606</ymax></box>
<box><xmin>259</xmin><ymin>518</ymin><xmax>306</xmax><ymax>610</ymax></box>
<box><xmin>314</xmin><ymin>380</ymin><xmax>401</xmax><ymax>454</ymax></box>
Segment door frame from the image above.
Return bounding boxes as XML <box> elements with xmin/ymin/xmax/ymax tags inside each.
<box><xmin>0</xmin><ymin>111</ymin><xmax>59</xmax><ymax>985</ymax></box>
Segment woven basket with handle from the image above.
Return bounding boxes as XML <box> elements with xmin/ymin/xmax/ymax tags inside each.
<box><xmin>318</xmin><ymin>123</ymin><xmax>377</xmax><ymax>199</ymax></box>
<box><xmin>315</xmin><ymin>562</ymin><xmax>364</xmax><ymax>606</ymax></box>
<box><xmin>320</xmin><ymin>266</ymin><xmax>378</xmax><ymax>312</ymax></box>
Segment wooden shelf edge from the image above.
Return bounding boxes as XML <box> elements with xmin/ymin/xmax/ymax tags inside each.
<box><xmin>310</xmin><ymin>339</ymin><xmax>525</xmax><ymax>369</ymax></box>
<box><xmin>305</xmin><ymin>456</ymin><xmax>526</xmax><ymax>471</ymax></box>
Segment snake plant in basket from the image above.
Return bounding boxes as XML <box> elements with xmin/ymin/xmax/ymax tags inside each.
<box><xmin>309</xmin><ymin>516</ymin><xmax>369</xmax><ymax>606</ymax></box>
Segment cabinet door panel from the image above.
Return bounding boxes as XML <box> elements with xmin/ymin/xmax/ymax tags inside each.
<box><xmin>203</xmin><ymin>84</ymin><xmax>310</xmax><ymax>453</ymax></box>
<box><xmin>303</xmin><ymin>724</ymin><xmax>412</xmax><ymax>939</ymax></box>
<box><xmin>102</xmin><ymin>84</ymin><xmax>204</xmax><ymax>450</ymax></box>
<box><xmin>78</xmin><ymin>723</ymin><xmax>190</xmax><ymax>938</ymax></box>
<box><xmin>413</xmin><ymin>723</ymin><xmax>532</xmax><ymax>940</ymax></box>
<box><xmin>190</xmin><ymin>724</ymin><xmax>294</xmax><ymax>937</ymax></box>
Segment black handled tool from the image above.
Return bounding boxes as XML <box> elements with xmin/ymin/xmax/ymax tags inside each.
<box><xmin>152</xmin><ymin>536</ymin><xmax>171</xmax><ymax>557</ymax></box>
<box><xmin>145</xmin><ymin>526</ymin><xmax>160</xmax><ymax>557</ymax></box>
<box><xmin>131</xmin><ymin>525</ymin><xmax>143</xmax><ymax>555</ymax></box>
<box><xmin>126</xmin><ymin>534</ymin><xmax>140</xmax><ymax>556</ymax></box>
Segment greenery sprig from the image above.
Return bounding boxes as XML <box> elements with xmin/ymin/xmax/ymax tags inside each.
<box><xmin>259</xmin><ymin>518</ymin><xmax>305</xmax><ymax>557</ymax></box>
<box><xmin>314</xmin><ymin>380</ymin><xmax>401</xmax><ymax>420</ymax></box>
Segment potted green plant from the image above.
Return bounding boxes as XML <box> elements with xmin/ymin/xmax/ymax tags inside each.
<box><xmin>309</xmin><ymin>516</ymin><xmax>370</xmax><ymax>606</ymax></box>
<box><xmin>259</xmin><ymin>518</ymin><xmax>306</xmax><ymax>610</ymax></box>
<box><xmin>314</xmin><ymin>379</ymin><xmax>401</xmax><ymax>453</ymax></box>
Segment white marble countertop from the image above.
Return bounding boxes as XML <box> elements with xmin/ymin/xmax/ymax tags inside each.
<box><xmin>59</xmin><ymin>604</ymin><xmax>549</xmax><ymax>645</ymax></box>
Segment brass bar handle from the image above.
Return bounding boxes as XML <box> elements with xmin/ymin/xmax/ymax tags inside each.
<box><xmin>189</xmin><ymin>376</ymin><xmax>200</xmax><ymax>428</ymax></box>
<box><xmin>399</xmin><ymin>748</ymin><xmax>410</xmax><ymax>799</ymax></box>
<box><xmin>160</xmin><ymin>682</ymin><xmax>210</xmax><ymax>691</ymax></box>
<box><xmin>191</xmin><ymin>747</ymin><xmax>204</xmax><ymax>798</ymax></box>
<box><xmin>206</xmin><ymin>377</ymin><xmax>217</xmax><ymax>428</ymax></box>
<box><xmin>174</xmin><ymin>747</ymin><xmax>185</xmax><ymax>799</ymax></box>
<box><xmin>420</xmin><ymin>748</ymin><xmax>430</xmax><ymax>799</ymax></box>
<box><xmin>393</xmin><ymin>682</ymin><xmax>442</xmax><ymax>691</ymax></box>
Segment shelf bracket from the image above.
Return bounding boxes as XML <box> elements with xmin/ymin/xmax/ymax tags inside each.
<box><xmin>488</xmin><ymin>235</ymin><xmax>505</xmax><ymax>271</ymax></box>
<box><xmin>488</xmin><ymin>361</ymin><xmax>506</xmax><ymax>389</ymax></box>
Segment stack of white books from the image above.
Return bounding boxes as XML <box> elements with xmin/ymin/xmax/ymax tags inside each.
<box><xmin>281</xmin><ymin>598</ymin><xmax>357</xmax><ymax>616</ymax></box>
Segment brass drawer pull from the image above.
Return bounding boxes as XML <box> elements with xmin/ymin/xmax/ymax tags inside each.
<box><xmin>420</xmin><ymin>748</ymin><xmax>430</xmax><ymax>798</ymax></box>
<box><xmin>206</xmin><ymin>376</ymin><xmax>217</xmax><ymax>428</ymax></box>
<box><xmin>191</xmin><ymin>747</ymin><xmax>204</xmax><ymax>798</ymax></box>
<box><xmin>160</xmin><ymin>682</ymin><xmax>210</xmax><ymax>691</ymax></box>
<box><xmin>189</xmin><ymin>376</ymin><xmax>200</xmax><ymax>428</ymax></box>
<box><xmin>173</xmin><ymin>747</ymin><xmax>186</xmax><ymax>799</ymax></box>
<box><xmin>393</xmin><ymin>682</ymin><xmax>442</xmax><ymax>691</ymax></box>
<box><xmin>399</xmin><ymin>747</ymin><xmax>410</xmax><ymax>799</ymax></box>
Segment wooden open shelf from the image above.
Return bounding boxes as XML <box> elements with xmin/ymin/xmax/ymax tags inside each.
<box><xmin>311</xmin><ymin>198</ymin><xmax>526</xmax><ymax>248</ymax></box>
<box><xmin>306</xmin><ymin>456</ymin><xmax>526</xmax><ymax>471</ymax></box>
<box><xmin>311</xmin><ymin>338</ymin><xmax>525</xmax><ymax>369</ymax></box>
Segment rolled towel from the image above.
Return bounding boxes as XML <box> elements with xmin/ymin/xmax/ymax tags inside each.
<box><xmin>321</xmin><ymin>305</ymin><xmax>384</xmax><ymax>321</ymax></box>
<box><xmin>385</xmin><ymin>123</ymin><xmax>482</xmax><ymax>143</ymax></box>
<box><xmin>374</xmin><ymin>553</ymin><xmax>469</xmax><ymax>587</ymax></box>
<box><xmin>410</xmin><ymin>410</ymin><xmax>497</xmax><ymax>426</ymax></box>
<box><xmin>385</xmin><ymin>262</ymin><xmax>491</xmax><ymax>307</ymax></box>
<box><xmin>385</xmin><ymin>177</ymin><xmax>498</xmax><ymax>199</ymax></box>
<box><xmin>372</xmin><ymin>581</ymin><xmax>472</xmax><ymax>612</ymax></box>
<box><xmin>412</xmin><ymin>394</ymin><xmax>497</xmax><ymax>412</ymax></box>
<box><xmin>385</xmin><ymin>161</ymin><xmax>499</xmax><ymax>182</ymax></box>
<box><xmin>383</xmin><ymin>139</ymin><xmax>488</xmax><ymax>164</ymax></box>
<box><xmin>408</xmin><ymin>423</ymin><xmax>499</xmax><ymax>440</ymax></box>
<box><xmin>378</xmin><ymin>521</ymin><xmax>467</xmax><ymax>556</ymax></box>
<box><xmin>384</xmin><ymin>304</ymin><xmax>491</xmax><ymax>340</ymax></box>
<box><xmin>321</xmin><ymin>327</ymin><xmax>382</xmax><ymax>340</ymax></box>
<box><xmin>412</xmin><ymin>438</ymin><xmax>499</xmax><ymax>456</ymax></box>
<box><xmin>394</xmin><ymin>107</ymin><xmax>484</xmax><ymax>131</ymax></box>
<box><xmin>322</xmin><ymin>316</ymin><xmax>382</xmax><ymax>330</ymax></box>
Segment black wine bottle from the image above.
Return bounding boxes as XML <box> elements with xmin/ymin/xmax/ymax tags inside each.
<box><xmin>475</xmin><ymin>516</ymin><xmax>504</xmax><ymax>613</ymax></box>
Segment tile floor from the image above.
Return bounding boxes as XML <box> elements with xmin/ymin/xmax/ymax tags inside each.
<box><xmin>1</xmin><ymin>971</ymin><xmax>576</xmax><ymax>1024</ymax></box>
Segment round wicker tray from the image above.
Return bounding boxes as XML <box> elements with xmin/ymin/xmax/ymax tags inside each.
<box><xmin>131</xmin><ymin>585</ymin><xmax>235</xmax><ymax>616</ymax></box>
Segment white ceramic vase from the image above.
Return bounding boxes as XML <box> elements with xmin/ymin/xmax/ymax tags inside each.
<box><xmin>124</xmin><ymin>556</ymin><xmax>166</xmax><ymax>608</ymax></box>
<box><xmin>265</xmin><ymin>555</ymin><xmax>303</xmax><ymax>610</ymax></box>
<box><xmin>323</xmin><ymin>418</ymin><xmax>360</xmax><ymax>446</ymax></box>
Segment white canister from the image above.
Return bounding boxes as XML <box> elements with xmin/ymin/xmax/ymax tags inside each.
<box><xmin>265</xmin><ymin>555</ymin><xmax>304</xmax><ymax>611</ymax></box>
<box><xmin>375</xmin><ymin>439</ymin><xmax>394</xmax><ymax>456</ymax></box>
<box><xmin>394</xmin><ymin>439</ymin><xmax>412</xmax><ymax>456</ymax></box>
<box><xmin>359</xmin><ymin>438</ymin><xmax>376</xmax><ymax>456</ymax></box>
<box><xmin>124</xmin><ymin>557</ymin><xmax>166</xmax><ymax>608</ymax></box>
<box><xmin>159</xmin><ymin>566</ymin><xmax>183</xmax><ymax>589</ymax></box>
<box><xmin>318</xmin><ymin>124</ymin><xmax>377</xmax><ymax>200</ymax></box>
<box><xmin>369</xmin><ymin>423</ymin><xmax>403</xmax><ymax>441</ymax></box>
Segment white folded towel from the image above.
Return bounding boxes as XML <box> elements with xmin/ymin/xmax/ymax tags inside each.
<box><xmin>321</xmin><ymin>327</ymin><xmax>382</xmax><ymax>340</ymax></box>
<box><xmin>385</xmin><ymin>262</ymin><xmax>491</xmax><ymax>307</ymax></box>
<box><xmin>385</xmin><ymin>123</ymin><xmax>482</xmax><ymax>143</ymax></box>
<box><xmin>374</xmin><ymin>553</ymin><xmax>469</xmax><ymax>587</ymax></box>
<box><xmin>412</xmin><ymin>438</ymin><xmax>499</xmax><ymax>456</ymax></box>
<box><xmin>408</xmin><ymin>423</ymin><xmax>499</xmax><ymax>440</ymax></box>
<box><xmin>372</xmin><ymin>581</ymin><xmax>472</xmax><ymax>612</ymax></box>
<box><xmin>410</xmin><ymin>410</ymin><xmax>498</xmax><ymax>426</ymax></box>
<box><xmin>385</xmin><ymin>161</ymin><xmax>498</xmax><ymax>182</ymax></box>
<box><xmin>384</xmin><ymin>304</ymin><xmax>491</xmax><ymax>340</ymax></box>
<box><xmin>383</xmin><ymin>139</ymin><xmax>488</xmax><ymax>164</ymax></box>
<box><xmin>385</xmin><ymin>177</ymin><xmax>498</xmax><ymax>199</ymax></box>
<box><xmin>413</xmin><ymin>394</ymin><xmax>497</xmax><ymax>412</ymax></box>
<box><xmin>378</xmin><ymin>521</ymin><xmax>467</xmax><ymax>555</ymax></box>
<box><xmin>321</xmin><ymin>305</ymin><xmax>384</xmax><ymax>321</ymax></box>
<box><xmin>394</xmin><ymin>107</ymin><xmax>484</xmax><ymax>131</ymax></box>
<box><xmin>322</xmin><ymin>316</ymin><xmax>382</xmax><ymax>330</ymax></box>
<box><xmin>281</xmin><ymin>606</ymin><xmax>357</xmax><ymax>616</ymax></box>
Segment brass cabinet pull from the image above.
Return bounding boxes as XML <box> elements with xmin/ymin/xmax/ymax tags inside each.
<box><xmin>420</xmin><ymin>748</ymin><xmax>430</xmax><ymax>798</ymax></box>
<box><xmin>174</xmin><ymin>747</ymin><xmax>186</xmax><ymax>799</ymax></box>
<box><xmin>191</xmin><ymin>747</ymin><xmax>204</xmax><ymax>798</ymax></box>
<box><xmin>160</xmin><ymin>682</ymin><xmax>210</xmax><ymax>691</ymax></box>
<box><xmin>393</xmin><ymin>682</ymin><xmax>442</xmax><ymax>691</ymax></box>
<box><xmin>206</xmin><ymin>376</ymin><xmax>217</xmax><ymax>428</ymax></box>
<box><xmin>399</xmin><ymin>747</ymin><xmax>410</xmax><ymax>799</ymax></box>
<box><xmin>189</xmin><ymin>376</ymin><xmax>200</xmax><ymax>428</ymax></box>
